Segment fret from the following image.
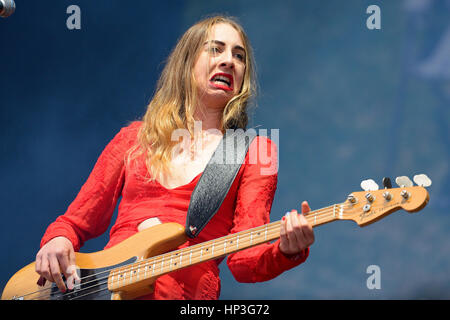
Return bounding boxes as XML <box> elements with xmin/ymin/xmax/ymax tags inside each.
<box><xmin>236</xmin><ymin>235</ymin><xmax>239</xmax><ymax>249</ymax></box>
<box><xmin>170</xmin><ymin>257</ymin><xmax>173</xmax><ymax>271</ymax></box>
<box><xmin>200</xmin><ymin>247</ymin><xmax>203</xmax><ymax>260</ymax></box>
<box><xmin>179</xmin><ymin>252</ymin><xmax>183</xmax><ymax>267</ymax></box>
<box><xmin>144</xmin><ymin>264</ymin><xmax>148</xmax><ymax>277</ymax></box>
<box><xmin>189</xmin><ymin>248</ymin><xmax>192</xmax><ymax>265</ymax></box>
<box><xmin>264</xmin><ymin>225</ymin><xmax>267</xmax><ymax>241</ymax></box>
<box><xmin>250</xmin><ymin>231</ymin><xmax>253</xmax><ymax>245</ymax></box>
<box><xmin>161</xmin><ymin>256</ymin><xmax>164</xmax><ymax>273</ymax></box>
<box><xmin>212</xmin><ymin>242</ymin><xmax>215</xmax><ymax>256</ymax></box>
<box><xmin>152</xmin><ymin>260</ymin><xmax>156</xmax><ymax>276</ymax></box>
<box><xmin>224</xmin><ymin>238</ymin><xmax>227</xmax><ymax>254</ymax></box>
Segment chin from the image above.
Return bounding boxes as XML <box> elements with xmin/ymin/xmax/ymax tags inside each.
<box><xmin>199</xmin><ymin>91</ymin><xmax>234</xmax><ymax>109</ymax></box>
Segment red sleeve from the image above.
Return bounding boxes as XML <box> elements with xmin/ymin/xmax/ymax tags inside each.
<box><xmin>226</xmin><ymin>136</ymin><xmax>309</xmax><ymax>283</ymax></box>
<box><xmin>39</xmin><ymin>122</ymin><xmax>140</xmax><ymax>251</ymax></box>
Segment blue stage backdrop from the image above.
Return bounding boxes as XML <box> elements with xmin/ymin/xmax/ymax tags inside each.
<box><xmin>1</xmin><ymin>0</ymin><xmax>449</xmax><ymax>299</ymax></box>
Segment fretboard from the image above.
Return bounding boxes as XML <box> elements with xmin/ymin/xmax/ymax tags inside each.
<box><xmin>108</xmin><ymin>203</ymin><xmax>345</xmax><ymax>291</ymax></box>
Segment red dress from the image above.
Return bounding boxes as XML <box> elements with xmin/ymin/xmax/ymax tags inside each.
<box><xmin>40</xmin><ymin>121</ymin><xmax>309</xmax><ymax>299</ymax></box>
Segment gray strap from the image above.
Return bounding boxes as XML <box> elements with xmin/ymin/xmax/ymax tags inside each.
<box><xmin>185</xmin><ymin>129</ymin><xmax>257</xmax><ymax>238</ymax></box>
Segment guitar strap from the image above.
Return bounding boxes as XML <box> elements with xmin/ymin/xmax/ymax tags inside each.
<box><xmin>185</xmin><ymin>129</ymin><xmax>257</xmax><ymax>238</ymax></box>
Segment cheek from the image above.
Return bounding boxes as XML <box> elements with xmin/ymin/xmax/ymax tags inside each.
<box><xmin>193</xmin><ymin>57</ymin><xmax>211</xmax><ymax>84</ymax></box>
<box><xmin>236</xmin><ymin>70</ymin><xmax>245</xmax><ymax>91</ymax></box>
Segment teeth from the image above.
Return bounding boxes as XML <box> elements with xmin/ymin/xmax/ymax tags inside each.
<box><xmin>212</xmin><ymin>75</ymin><xmax>231</xmax><ymax>86</ymax></box>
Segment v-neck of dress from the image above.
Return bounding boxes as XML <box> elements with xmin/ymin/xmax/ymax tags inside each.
<box><xmin>154</xmin><ymin>171</ymin><xmax>203</xmax><ymax>191</ymax></box>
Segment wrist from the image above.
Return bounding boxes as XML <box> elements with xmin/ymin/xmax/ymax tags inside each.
<box><xmin>278</xmin><ymin>243</ymin><xmax>306</xmax><ymax>261</ymax></box>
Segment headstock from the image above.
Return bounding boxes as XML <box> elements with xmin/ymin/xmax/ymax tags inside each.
<box><xmin>340</xmin><ymin>174</ymin><xmax>431</xmax><ymax>227</ymax></box>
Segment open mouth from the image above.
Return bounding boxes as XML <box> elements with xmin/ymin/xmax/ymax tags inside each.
<box><xmin>209</xmin><ymin>73</ymin><xmax>234</xmax><ymax>91</ymax></box>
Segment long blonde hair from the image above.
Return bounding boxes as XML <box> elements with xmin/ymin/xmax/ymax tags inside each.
<box><xmin>128</xmin><ymin>15</ymin><xmax>257</xmax><ymax>181</ymax></box>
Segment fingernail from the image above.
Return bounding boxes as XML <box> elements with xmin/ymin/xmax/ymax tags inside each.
<box><xmin>282</xmin><ymin>216</ymin><xmax>286</xmax><ymax>221</ymax></box>
<box><xmin>37</xmin><ymin>276</ymin><xmax>47</xmax><ymax>287</ymax></box>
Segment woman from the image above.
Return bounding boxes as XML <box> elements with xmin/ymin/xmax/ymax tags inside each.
<box><xmin>35</xmin><ymin>15</ymin><xmax>314</xmax><ymax>300</ymax></box>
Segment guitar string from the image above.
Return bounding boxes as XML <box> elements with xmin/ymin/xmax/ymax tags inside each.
<box><xmin>104</xmin><ymin>203</ymin><xmax>348</xmax><ymax>285</ymax></box>
<box><xmin>22</xmin><ymin>186</ymin><xmax>420</xmax><ymax>300</ymax></box>
<box><xmin>25</xmin><ymin>204</ymin><xmax>349</xmax><ymax>300</ymax></box>
<box><xmin>26</xmin><ymin>204</ymin><xmax>349</xmax><ymax>300</ymax></box>
<box><xmin>36</xmin><ymin>222</ymin><xmax>295</xmax><ymax>300</ymax></box>
<box><xmin>64</xmin><ymin>204</ymin><xmax>343</xmax><ymax>300</ymax></box>
<box><xmin>66</xmin><ymin>212</ymin><xmax>315</xmax><ymax>300</ymax></box>
<box><xmin>27</xmin><ymin>204</ymin><xmax>351</xmax><ymax>300</ymax></box>
<box><xmin>31</xmin><ymin>216</ymin><xmax>298</xmax><ymax>300</ymax></box>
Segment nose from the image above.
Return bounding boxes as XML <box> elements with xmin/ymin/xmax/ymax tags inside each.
<box><xmin>218</xmin><ymin>49</ymin><xmax>234</xmax><ymax>69</ymax></box>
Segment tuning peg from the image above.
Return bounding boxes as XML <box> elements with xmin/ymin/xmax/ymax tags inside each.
<box><xmin>395</xmin><ymin>176</ymin><xmax>413</xmax><ymax>188</ymax></box>
<box><xmin>361</xmin><ymin>179</ymin><xmax>379</xmax><ymax>191</ymax></box>
<box><xmin>382</xmin><ymin>177</ymin><xmax>392</xmax><ymax>189</ymax></box>
<box><xmin>413</xmin><ymin>174</ymin><xmax>432</xmax><ymax>187</ymax></box>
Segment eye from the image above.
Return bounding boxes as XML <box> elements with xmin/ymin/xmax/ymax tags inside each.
<box><xmin>208</xmin><ymin>46</ymin><xmax>221</xmax><ymax>54</ymax></box>
<box><xmin>235</xmin><ymin>53</ymin><xmax>245</xmax><ymax>62</ymax></box>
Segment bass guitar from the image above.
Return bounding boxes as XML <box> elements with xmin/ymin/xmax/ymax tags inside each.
<box><xmin>1</xmin><ymin>175</ymin><xmax>431</xmax><ymax>300</ymax></box>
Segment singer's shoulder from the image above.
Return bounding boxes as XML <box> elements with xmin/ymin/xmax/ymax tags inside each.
<box><xmin>123</xmin><ymin>120</ymin><xmax>143</xmax><ymax>131</ymax></box>
<box><xmin>112</xmin><ymin>121</ymin><xmax>143</xmax><ymax>145</ymax></box>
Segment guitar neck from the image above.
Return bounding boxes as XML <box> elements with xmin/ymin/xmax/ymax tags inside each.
<box><xmin>108</xmin><ymin>203</ymin><xmax>344</xmax><ymax>292</ymax></box>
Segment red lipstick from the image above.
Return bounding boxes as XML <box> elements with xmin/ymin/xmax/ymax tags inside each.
<box><xmin>209</xmin><ymin>73</ymin><xmax>234</xmax><ymax>91</ymax></box>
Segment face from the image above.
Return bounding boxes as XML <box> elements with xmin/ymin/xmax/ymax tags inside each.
<box><xmin>193</xmin><ymin>23</ymin><xmax>246</xmax><ymax>109</ymax></box>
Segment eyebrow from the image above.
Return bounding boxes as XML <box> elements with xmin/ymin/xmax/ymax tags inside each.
<box><xmin>204</xmin><ymin>40</ymin><xmax>246</xmax><ymax>54</ymax></box>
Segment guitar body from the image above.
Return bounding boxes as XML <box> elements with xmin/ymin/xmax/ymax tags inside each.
<box><xmin>1</xmin><ymin>222</ymin><xmax>187</xmax><ymax>300</ymax></box>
